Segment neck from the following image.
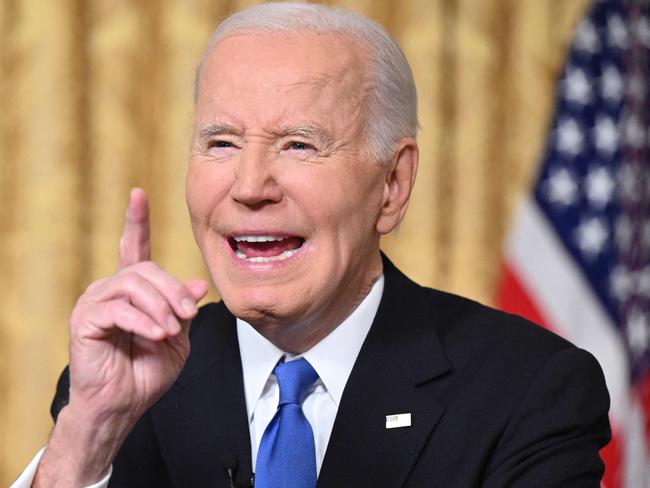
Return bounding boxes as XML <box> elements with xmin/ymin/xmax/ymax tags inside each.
<box><xmin>251</xmin><ymin>257</ymin><xmax>383</xmax><ymax>354</ymax></box>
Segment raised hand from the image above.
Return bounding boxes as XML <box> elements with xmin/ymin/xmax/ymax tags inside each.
<box><xmin>68</xmin><ymin>188</ymin><xmax>207</xmax><ymax>415</ymax></box>
<box><xmin>33</xmin><ymin>188</ymin><xmax>208</xmax><ymax>487</ymax></box>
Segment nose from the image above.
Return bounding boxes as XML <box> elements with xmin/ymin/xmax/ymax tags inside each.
<box><xmin>230</xmin><ymin>145</ymin><xmax>283</xmax><ymax>207</ymax></box>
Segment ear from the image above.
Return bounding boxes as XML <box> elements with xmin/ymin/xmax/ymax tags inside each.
<box><xmin>376</xmin><ymin>138</ymin><xmax>418</xmax><ymax>235</ymax></box>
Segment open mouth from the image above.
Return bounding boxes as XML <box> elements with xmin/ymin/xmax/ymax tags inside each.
<box><xmin>228</xmin><ymin>235</ymin><xmax>305</xmax><ymax>263</ymax></box>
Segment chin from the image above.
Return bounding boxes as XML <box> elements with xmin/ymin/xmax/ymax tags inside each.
<box><xmin>218</xmin><ymin>282</ymin><xmax>298</xmax><ymax>324</ymax></box>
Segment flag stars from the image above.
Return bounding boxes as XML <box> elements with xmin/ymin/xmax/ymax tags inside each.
<box><xmin>585</xmin><ymin>167</ymin><xmax>615</xmax><ymax>208</ymax></box>
<box><xmin>611</xmin><ymin>265</ymin><xmax>632</xmax><ymax>301</ymax></box>
<box><xmin>639</xmin><ymin>266</ymin><xmax>650</xmax><ymax>297</ymax></box>
<box><xmin>556</xmin><ymin>118</ymin><xmax>585</xmax><ymax>156</ymax></box>
<box><xmin>601</xmin><ymin>65</ymin><xmax>624</xmax><ymax>103</ymax></box>
<box><xmin>574</xmin><ymin>19</ymin><xmax>600</xmax><ymax>53</ymax></box>
<box><xmin>615</xmin><ymin>215</ymin><xmax>633</xmax><ymax>252</ymax></box>
<box><xmin>626</xmin><ymin>307</ymin><xmax>650</xmax><ymax>356</ymax></box>
<box><xmin>594</xmin><ymin>116</ymin><xmax>618</xmax><ymax>155</ymax></box>
<box><xmin>623</xmin><ymin>114</ymin><xmax>645</xmax><ymax>149</ymax></box>
<box><xmin>544</xmin><ymin>167</ymin><xmax>578</xmax><ymax>206</ymax></box>
<box><xmin>607</xmin><ymin>14</ymin><xmax>628</xmax><ymax>49</ymax></box>
<box><xmin>564</xmin><ymin>68</ymin><xmax>593</xmax><ymax>105</ymax></box>
<box><xmin>627</xmin><ymin>75</ymin><xmax>646</xmax><ymax>102</ymax></box>
<box><xmin>619</xmin><ymin>165</ymin><xmax>642</xmax><ymax>203</ymax></box>
<box><xmin>637</xmin><ymin>17</ymin><xmax>650</xmax><ymax>48</ymax></box>
<box><xmin>575</xmin><ymin>216</ymin><xmax>609</xmax><ymax>258</ymax></box>
<box><xmin>612</xmin><ymin>265</ymin><xmax>650</xmax><ymax>303</ymax></box>
<box><xmin>643</xmin><ymin>220</ymin><xmax>650</xmax><ymax>254</ymax></box>
<box><xmin>610</xmin><ymin>266</ymin><xmax>650</xmax><ymax>302</ymax></box>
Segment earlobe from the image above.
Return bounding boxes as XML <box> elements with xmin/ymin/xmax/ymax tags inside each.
<box><xmin>376</xmin><ymin>138</ymin><xmax>419</xmax><ymax>235</ymax></box>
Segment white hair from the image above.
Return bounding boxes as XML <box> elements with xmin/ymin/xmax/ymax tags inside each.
<box><xmin>194</xmin><ymin>2</ymin><xmax>418</xmax><ymax>163</ymax></box>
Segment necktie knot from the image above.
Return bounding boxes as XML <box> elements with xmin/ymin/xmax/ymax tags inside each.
<box><xmin>275</xmin><ymin>358</ymin><xmax>318</xmax><ymax>407</ymax></box>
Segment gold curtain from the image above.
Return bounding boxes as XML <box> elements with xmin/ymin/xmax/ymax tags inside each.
<box><xmin>0</xmin><ymin>0</ymin><xmax>588</xmax><ymax>483</ymax></box>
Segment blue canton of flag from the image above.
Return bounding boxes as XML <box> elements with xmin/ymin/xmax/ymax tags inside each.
<box><xmin>534</xmin><ymin>0</ymin><xmax>650</xmax><ymax>384</ymax></box>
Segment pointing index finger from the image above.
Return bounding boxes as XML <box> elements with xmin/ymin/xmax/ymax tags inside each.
<box><xmin>119</xmin><ymin>188</ymin><xmax>151</xmax><ymax>270</ymax></box>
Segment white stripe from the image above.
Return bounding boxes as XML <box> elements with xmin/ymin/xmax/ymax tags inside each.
<box><xmin>624</xmin><ymin>397</ymin><xmax>650</xmax><ymax>488</ymax></box>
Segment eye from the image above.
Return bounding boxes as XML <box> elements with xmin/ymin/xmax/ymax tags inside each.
<box><xmin>208</xmin><ymin>140</ymin><xmax>234</xmax><ymax>149</ymax></box>
<box><xmin>205</xmin><ymin>139</ymin><xmax>239</xmax><ymax>158</ymax></box>
<box><xmin>285</xmin><ymin>141</ymin><xmax>315</xmax><ymax>151</ymax></box>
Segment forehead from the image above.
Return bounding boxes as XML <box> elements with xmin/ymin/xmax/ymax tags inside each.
<box><xmin>195</xmin><ymin>31</ymin><xmax>369</xmax><ymax>127</ymax></box>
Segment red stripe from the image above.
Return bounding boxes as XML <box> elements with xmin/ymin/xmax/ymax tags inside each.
<box><xmin>600</xmin><ymin>428</ymin><xmax>623</xmax><ymax>488</ymax></box>
<box><xmin>494</xmin><ymin>263</ymin><xmax>553</xmax><ymax>331</ymax></box>
<box><xmin>637</xmin><ymin>372</ymin><xmax>650</xmax><ymax>454</ymax></box>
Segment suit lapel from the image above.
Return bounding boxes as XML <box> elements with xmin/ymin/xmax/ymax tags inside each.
<box><xmin>151</xmin><ymin>303</ymin><xmax>253</xmax><ymax>488</ymax></box>
<box><xmin>317</xmin><ymin>257</ymin><xmax>451</xmax><ymax>487</ymax></box>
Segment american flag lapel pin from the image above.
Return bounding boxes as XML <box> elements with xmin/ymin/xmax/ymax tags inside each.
<box><xmin>385</xmin><ymin>413</ymin><xmax>412</xmax><ymax>429</ymax></box>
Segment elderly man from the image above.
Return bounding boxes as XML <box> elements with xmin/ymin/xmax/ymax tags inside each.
<box><xmin>15</xmin><ymin>3</ymin><xmax>609</xmax><ymax>487</ymax></box>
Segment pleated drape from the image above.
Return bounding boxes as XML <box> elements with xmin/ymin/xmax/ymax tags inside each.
<box><xmin>0</xmin><ymin>0</ymin><xmax>588</xmax><ymax>483</ymax></box>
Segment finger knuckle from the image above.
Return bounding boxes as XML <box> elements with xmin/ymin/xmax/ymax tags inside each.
<box><xmin>137</xmin><ymin>260</ymin><xmax>158</xmax><ymax>273</ymax></box>
<box><xmin>112</xmin><ymin>301</ymin><xmax>140</xmax><ymax>325</ymax></box>
<box><xmin>69</xmin><ymin>305</ymin><xmax>86</xmax><ymax>327</ymax></box>
<box><xmin>120</xmin><ymin>272</ymin><xmax>144</xmax><ymax>290</ymax></box>
<box><xmin>84</xmin><ymin>277</ymin><xmax>108</xmax><ymax>295</ymax></box>
<box><xmin>152</xmin><ymin>297</ymin><xmax>173</xmax><ymax>319</ymax></box>
<box><xmin>170</xmin><ymin>281</ymin><xmax>189</xmax><ymax>300</ymax></box>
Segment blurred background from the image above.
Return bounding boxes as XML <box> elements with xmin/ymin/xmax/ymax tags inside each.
<box><xmin>3</xmin><ymin>0</ymin><xmax>645</xmax><ymax>485</ymax></box>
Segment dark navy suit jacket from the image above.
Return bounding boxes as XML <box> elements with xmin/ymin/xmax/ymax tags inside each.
<box><xmin>52</xmin><ymin>257</ymin><xmax>611</xmax><ymax>487</ymax></box>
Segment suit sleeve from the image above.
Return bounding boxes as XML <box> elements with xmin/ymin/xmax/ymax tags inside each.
<box><xmin>482</xmin><ymin>347</ymin><xmax>611</xmax><ymax>487</ymax></box>
<box><xmin>51</xmin><ymin>366</ymin><xmax>70</xmax><ymax>421</ymax></box>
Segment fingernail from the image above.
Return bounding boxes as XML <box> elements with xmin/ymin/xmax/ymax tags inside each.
<box><xmin>181</xmin><ymin>298</ymin><xmax>197</xmax><ymax>316</ymax></box>
<box><xmin>166</xmin><ymin>314</ymin><xmax>181</xmax><ymax>335</ymax></box>
<box><xmin>152</xmin><ymin>324</ymin><xmax>166</xmax><ymax>337</ymax></box>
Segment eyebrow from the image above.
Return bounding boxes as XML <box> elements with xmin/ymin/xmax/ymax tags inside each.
<box><xmin>272</xmin><ymin>124</ymin><xmax>332</xmax><ymax>143</ymax></box>
<box><xmin>198</xmin><ymin>122</ymin><xmax>333</xmax><ymax>143</ymax></box>
<box><xmin>197</xmin><ymin>122</ymin><xmax>240</xmax><ymax>140</ymax></box>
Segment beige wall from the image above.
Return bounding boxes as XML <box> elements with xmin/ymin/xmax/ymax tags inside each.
<box><xmin>0</xmin><ymin>0</ymin><xmax>588</xmax><ymax>483</ymax></box>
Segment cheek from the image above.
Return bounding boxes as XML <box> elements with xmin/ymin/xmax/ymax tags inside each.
<box><xmin>334</xmin><ymin>170</ymin><xmax>384</xmax><ymax>218</ymax></box>
<box><xmin>186</xmin><ymin>160</ymin><xmax>232</xmax><ymax>225</ymax></box>
<box><xmin>301</xmin><ymin>170</ymin><xmax>384</xmax><ymax>239</ymax></box>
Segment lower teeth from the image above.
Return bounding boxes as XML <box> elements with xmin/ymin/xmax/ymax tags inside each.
<box><xmin>235</xmin><ymin>248</ymin><xmax>298</xmax><ymax>262</ymax></box>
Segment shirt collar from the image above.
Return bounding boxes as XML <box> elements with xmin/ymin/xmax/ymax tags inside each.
<box><xmin>237</xmin><ymin>274</ymin><xmax>384</xmax><ymax>421</ymax></box>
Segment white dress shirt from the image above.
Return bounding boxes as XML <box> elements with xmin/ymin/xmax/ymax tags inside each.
<box><xmin>11</xmin><ymin>275</ymin><xmax>384</xmax><ymax>487</ymax></box>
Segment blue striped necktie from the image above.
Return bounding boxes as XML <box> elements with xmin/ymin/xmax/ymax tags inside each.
<box><xmin>255</xmin><ymin>358</ymin><xmax>318</xmax><ymax>488</ymax></box>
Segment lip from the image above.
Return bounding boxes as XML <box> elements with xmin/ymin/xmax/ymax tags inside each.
<box><xmin>228</xmin><ymin>231</ymin><xmax>301</xmax><ymax>239</ymax></box>
<box><xmin>223</xmin><ymin>231</ymin><xmax>308</xmax><ymax>268</ymax></box>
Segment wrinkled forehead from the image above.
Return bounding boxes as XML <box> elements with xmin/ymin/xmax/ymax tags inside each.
<box><xmin>195</xmin><ymin>31</ymin><xmax>371</xmax><ymax>116</ymax></box>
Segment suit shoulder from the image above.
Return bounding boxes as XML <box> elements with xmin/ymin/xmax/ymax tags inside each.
<box><xmin>381</xmin><ymin>255</ymin><xmax>576</xmax><ymax>370</ymax></box>
<box><xmin>423</xmin><ymin>286</ymin><xmax>572</xmax><ymax>354</ymax></box>
<box><xmin>407</xmin><ymin>283</ymin><xmax>607</xmax><ymax>405</ymax></box>
<box><xmin>421</xmin><ymin>285</ymin><xmax>579</xmax><ymax>371</ymax></box>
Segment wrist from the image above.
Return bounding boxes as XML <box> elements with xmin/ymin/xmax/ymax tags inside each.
<box><xmin>33</xmin><ymin>403</ymin><xmax>135</xmax><ymax>487</ymax></box>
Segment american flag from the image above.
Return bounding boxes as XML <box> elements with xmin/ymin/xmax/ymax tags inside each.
<box><xmin>496</xmin><ymin>0</ymin><xmax>650</xmax><ymax>486</ymax></box>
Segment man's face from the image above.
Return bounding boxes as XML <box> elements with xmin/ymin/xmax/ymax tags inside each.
<box><xmin>187</xmin><ymin>32</ymin><xmax>391</xmax><ymax>347</ymax></box>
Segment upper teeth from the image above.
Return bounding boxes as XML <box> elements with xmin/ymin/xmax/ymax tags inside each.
<box><xmin>233</xmin><ymin>236</ymin><xmax>288</xmax><ymax>243</ymax></box>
